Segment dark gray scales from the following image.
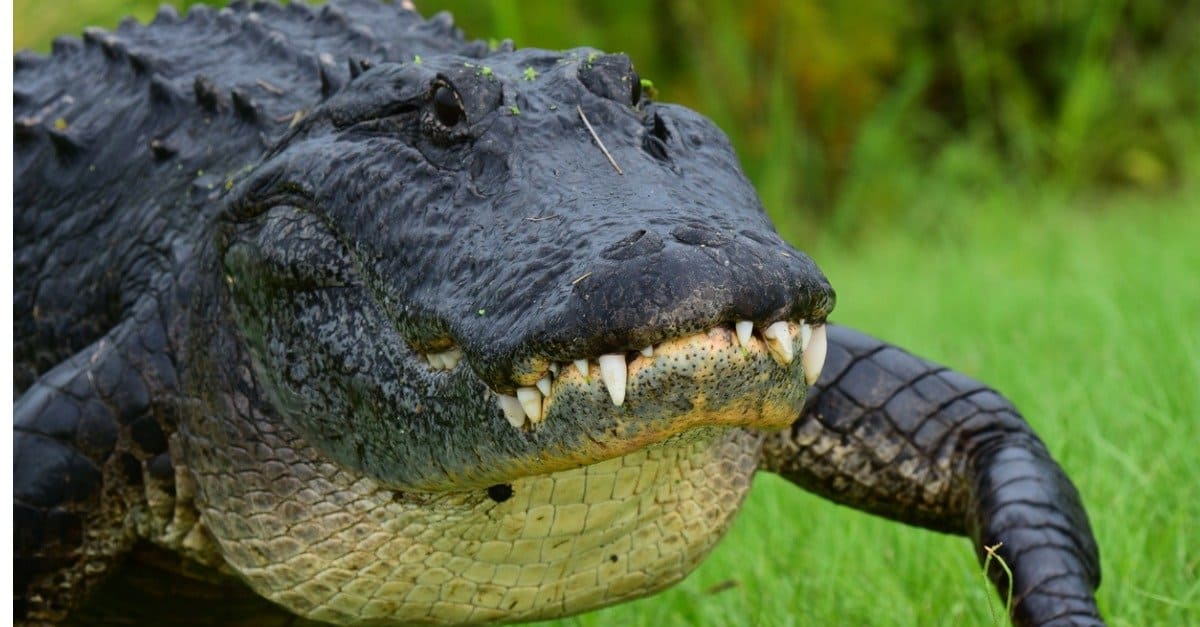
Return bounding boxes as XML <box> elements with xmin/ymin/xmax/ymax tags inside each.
<box><xmin>14</xmin><ymin>1</ymin><xmax>483</xmax><ymax>392</ymax></box>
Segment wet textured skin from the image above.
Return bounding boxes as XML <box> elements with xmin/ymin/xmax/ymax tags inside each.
<box><xmin>12</xmin><ymin>2</ymin><xmax>1101</xmax><ymax>625</ymax></box>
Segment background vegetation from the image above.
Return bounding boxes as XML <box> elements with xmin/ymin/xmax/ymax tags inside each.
<box><xmin>15</xmin><ymin>1</ymin><xmax>1199</xmax><ymax>624</ymax></box>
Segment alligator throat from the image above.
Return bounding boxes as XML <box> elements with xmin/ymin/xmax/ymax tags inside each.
<box><xmin>205</xmin><ymin>427</ymin><xmax>764</xmax><ymax>625</ymax></box>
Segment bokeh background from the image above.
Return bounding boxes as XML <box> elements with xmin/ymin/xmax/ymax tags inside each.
<box><xmin>15</xmin><ymin>1</ymin><xmax>1199</xmax><ymax>625</ymax></box>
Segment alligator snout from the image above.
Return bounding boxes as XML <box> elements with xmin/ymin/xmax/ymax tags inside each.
<box><xmin>497</xmin><ymin>223</ymin><xmax>834</xmax><ymax>372</ymax></box>
<box><xmin>420</xmin><ymin>220</ymin><xmax>835</xmax><ymax>438</ymax></box>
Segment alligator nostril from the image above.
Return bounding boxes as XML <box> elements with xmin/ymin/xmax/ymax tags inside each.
<box><xmin>671</xmin><ymin>223</ymin><xmax>730</xmax><ymax>247</ymax></box>
<box><xmin>643</xmin><ymin>134</ymin><xmax>669</xmax><ymax>161</ymax></box>
<box><xmin>601</xmin><ymin>229</ymin><xmax>665</xmax><ymax>261</ymax></box>
<box><xmin>650</xmin><ymin>112</ymin><xmax>670</xmax><ymax>141</ymax></box>
<box><xmin>642</xmin><ymin>111</ymin><xmax>671</xmax><ymax>161</ymax></box>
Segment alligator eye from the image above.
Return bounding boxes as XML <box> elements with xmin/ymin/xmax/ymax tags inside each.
<box><xmin>630</xmin><ymin>71</ymin><xmax>642</xmax><ymax>105</ymax></box>
<box><xmin>433</xmin><ymin>84</ymin><xmax>465</xmax><ymax>127</ymax></box>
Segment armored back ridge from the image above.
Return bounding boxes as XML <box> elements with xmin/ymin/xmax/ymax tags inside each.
<box><xmin>14</xmin><ymin>2</ymin><xmax>1101</xmax><ymax>625</ymax></box>
<box><xmin>14</xmin><ymin>1</ymin><xmax>485</xmax><ymax>392</ymax></box>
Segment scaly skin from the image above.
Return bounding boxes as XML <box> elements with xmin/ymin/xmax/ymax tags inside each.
<box><xmin>762</xmin><ymin>326</ymin><xmax>1102</xmax><ymax>626</ymax></box>
<box><xmin>13</xmin><ymin>2</ymin><xmax>1101</xmax><ymax>624</ymax></box>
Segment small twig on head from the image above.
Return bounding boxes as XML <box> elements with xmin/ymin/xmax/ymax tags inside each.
<box><xmin>571</xmin><ymin>271</ymin><xmax>593</xmax><ymax>285</ymax></box>
<box><xmin>981</xmin><ymin>542</ymin><xmax>1014</xmax><ymax>626</ymax></box>
<box><xmin>577</xmin><ymin>105</ymin><xmax>623</xmax><ymax>175</ymax></box>
<box><xmin>525</xmin><ymin>214</ymin><xmax>560</xmax><ymax>222</ymax></box>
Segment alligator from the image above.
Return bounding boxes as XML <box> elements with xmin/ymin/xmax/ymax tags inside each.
<box><xmin>13</xmin><ymin>1</ymin><xmax>1103</xmax><ymax>625</ymax></box>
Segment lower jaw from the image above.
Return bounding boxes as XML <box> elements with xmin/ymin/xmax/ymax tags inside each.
<box><xmin>468</xmin><ymin>326</ymin><xmax>809</xmax><ymax>487</ymax></box>
<box><xmin>524</xmin><ymin>390</ymin><xmax>801</xmax><ymax>476</ymax></box>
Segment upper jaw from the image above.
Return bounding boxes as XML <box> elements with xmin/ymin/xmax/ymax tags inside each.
<box><xmin>422</xmin><ymin>239</ymin><xmax>835</xmax><ymax>396</ymax></box>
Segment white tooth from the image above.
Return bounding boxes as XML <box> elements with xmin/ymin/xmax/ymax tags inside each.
<box><xmin>516</xmin><ymin>387</ymin><xmax>543</xmax><ymax>423</ymax></box>
<box><xmin>427</xmin><ymin>353</ymin><xmax>446</xmax><ymax>369</ymax></box>
<box><xmin>536</xmin><ymin>374</ymin><xmax>552</xmax><ymax>397</ymax></box>
<box><xmin>640</xmin><ymin>345</ymin><xmax>653</xmax><ymax>357</ymax></box>
<box><xmin>548</xmin><ymin>362</ymin><xmax>560</xmax><ymax>376</ymax></box>
<box><xmin>762</xmin><ymin>321</ymin><xmax>794</xmax><ymax>364</ymax></box>
<box><xmin>498</xmin><ymin>394</ymin><xmax>525</xmax><ymax>428</ymax></box>
<box><xmin>803</xmin><ymin>324</ymin><xmax>828</xmax><ymax>385</ymax></box>
<box><xmin>735</xmin><ymin>320</ymin><xmax>754</xmax><ymax>348</ymax></box>
<box><xmin>442</xmin><ymin>348</ymin><xmax>463</xmax><ymax>369</ymax></box>
<box><xmin>800</xmin><ymin>322</ymin><xmax>813</xmax><ymax>352</ymax></box>
<box><xmin>597</xmin><ymin>353</ymin><xmax>627</xmax><ymax>406</ymax></box>
<box><xmin>574</xmin><ymin>359</ymin><xmax>589</xmax><ymax>378</ymax></box>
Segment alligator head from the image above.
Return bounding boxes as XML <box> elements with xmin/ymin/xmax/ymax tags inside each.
<box><xmin>218</xmin><ymin>49</ymin><xmax>834</xmax><ymax>493</ymax></box>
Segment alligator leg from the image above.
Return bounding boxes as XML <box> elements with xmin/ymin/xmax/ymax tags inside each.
<box><xmin>13</xmin><ymin>310</ymin><xmax>178</xmax><ymax>622</ymax></box>
<box><xmin>761</xmin><ymin>324</ymin><xmax>1102</xmax><ymax>626</ymax></box>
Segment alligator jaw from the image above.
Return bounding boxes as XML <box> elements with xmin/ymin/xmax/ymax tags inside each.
<box><xmin>419</xmin><ymin>319</ymin><xmax>827</xmax><ymax>437</ymax></box>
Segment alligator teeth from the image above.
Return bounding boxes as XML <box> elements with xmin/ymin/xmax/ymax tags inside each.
<box><xmin>597</xmin><ymin>353</ymin><xmax>626</xmax><ymax>406</ymax></box>
<box><xmin>497</xmin><ymin>394</ymin><xmax>525</xmax><ymax>428</ymax></box>
<box><xmin>514</xmin><ymin>319</ymin><xmax>817</xmax><ymax>416</ymax></box>
<box><xmin>516</xmin><ymin>387</ymin><xmax>544</xmax><ymax>423</ymax></box>
<box><xmin>761</xmin><ymin>321</ymin><xmax>794</xmax><ymax>364</ymax></box>
<box><xmin>735</xmin><ymin>320</ymin><xmax>754</xmax><ymax>348</ymax></box>
<box><xmin>802</xmin><ymin>324</ymin><xmax>827</xmax><ymax>385</ymax></box>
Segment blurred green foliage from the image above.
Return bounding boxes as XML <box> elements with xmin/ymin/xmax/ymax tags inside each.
<box><xmin>15</xmin><ymin>0</ymin><xmax>1200</xmax><ymax>233</ymax></box>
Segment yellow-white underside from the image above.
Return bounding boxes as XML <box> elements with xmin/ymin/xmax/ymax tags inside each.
<box><xmin>203</xmin><ymin>427</ymin><xmax>763</xmax><ymax>624</ymax></box>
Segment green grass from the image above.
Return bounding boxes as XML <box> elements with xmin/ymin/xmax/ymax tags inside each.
<box><xmin>535</xmin><ymin>187</ymin><xmax>1200</xmax><ymax>626</ymax></box>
